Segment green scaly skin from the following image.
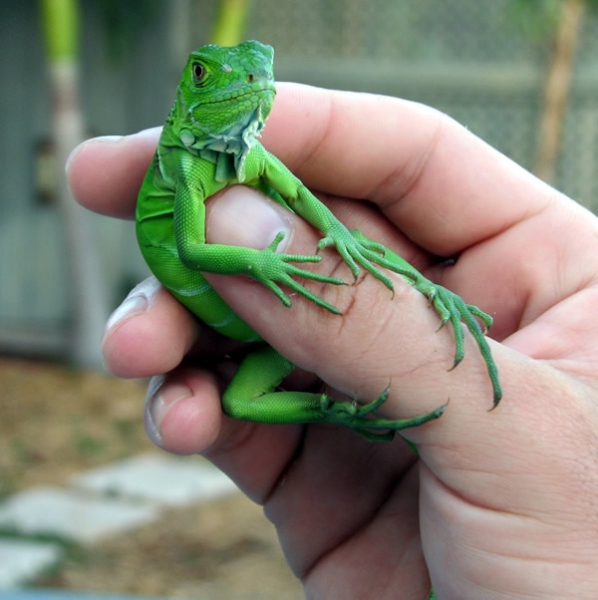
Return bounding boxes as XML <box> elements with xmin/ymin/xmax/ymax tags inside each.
<box><xmin>136</xmin><ymin>40</ymin><xmax>502</xmax><ymax>444</ymax></box>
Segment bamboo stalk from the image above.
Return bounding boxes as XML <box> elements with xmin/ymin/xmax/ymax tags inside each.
<box><xmin>210</xmin><ymin>0</ymin><xmax>250</xmax><ymax>47</ymax></box>
<box><xmin>41</xmin><ymin>0</ymin><xmax>108</xmax><ymax>367</ymax></box>
<box><xmin>534</xmin><ymin>0</ymin><xmax>586</xmax><ymax>183</ymax></box>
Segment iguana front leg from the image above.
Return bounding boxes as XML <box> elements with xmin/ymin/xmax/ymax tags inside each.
<box><xmin>173</xmin><ymin>174</ymin><xmax>347</xmax><ymax>313</ymax></box>
<box><xmin>222</xmin><ymin>345</ymin><xmax>446</xmax><ymax>441</ymax></box>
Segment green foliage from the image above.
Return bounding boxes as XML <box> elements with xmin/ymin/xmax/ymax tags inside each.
<box><xmin>0</xmin><ymin>526</ymin><xmax>90</xmax><ymax>585</ymax></box>
<box><xmin>97</xmin><ymin>0</ymin><xmax>161</xmax><ymax>61</ymax></box>
<box><xmin>73</xmin><ymin>432</ymin><xmax>107</xmax><ymax>457</ymax></box>
<box><xmin>507</xmin><ymin>0</ymin><xmax>562</xmax><ymax>40</ymax></box>
<box><xmin>0</xmin><ymin>474</ymin><xmax>17</xmax><ymax>501</ymax></box>
<box><xmin>113</xmin><ymin>418</ymin><xmax>140</xmax><ymax>455</ymax></box>
<box><xmin>508</xmin><ymin>0</ymin><xmax>598</xmax><ymax>41</ymax></box>
<box><xmin>0</xmin><ymin>527</ymin><xmax>81</xmax><ymax>556</ymax></box>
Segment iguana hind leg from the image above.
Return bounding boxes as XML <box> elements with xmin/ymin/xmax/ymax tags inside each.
<box><xmin>222</xmin><ymin>345</ymin><xmax>446</xmax><ymax>441</ymax></box>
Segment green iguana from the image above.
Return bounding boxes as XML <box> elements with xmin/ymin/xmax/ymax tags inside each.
<box><xmin>136</xmin><ymin>40</ymin><xmax>501</xmax><ymax>442</ymax></box>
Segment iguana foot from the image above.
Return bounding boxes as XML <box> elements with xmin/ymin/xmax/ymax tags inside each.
<box><xmin>256</xmin><ymin>231</ymin><xmax>347</xmax><ymax>313</ymax></box>
<box><xmin>318</xmin><ymin>228</ymin><xmax>501</xmax><ymax>407</ymax></box>
<box><xmin>317</xmin><ymin>226</ymin><xmax>399</xmax><ymax>291</ymax></box>
<box><xmin>320</xmin><ymin>387</ymin><xmax>447</xmax><ymax>442</ymax></box>
<box><xmin>415</xmin><ymin>279</ymin><xmax>502</xmax><ymax>407</ymax></box>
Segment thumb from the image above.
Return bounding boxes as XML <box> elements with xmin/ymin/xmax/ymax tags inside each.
<box><xmin>206</xmin><ymin>184</ymin><xmax>295</xmax><ymax>251</ymax></box>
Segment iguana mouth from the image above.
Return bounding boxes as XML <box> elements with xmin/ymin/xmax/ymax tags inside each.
<box><xmin>205</xmin><ymin>86</ymin><xmax>275</xmax><ymax>106</ymax></box>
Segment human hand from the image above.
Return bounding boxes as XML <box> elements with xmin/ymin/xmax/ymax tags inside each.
<box><xmin>68</xmin><ymin>83</ymin><xmax>598</xmax><ymax>599</ymax></box>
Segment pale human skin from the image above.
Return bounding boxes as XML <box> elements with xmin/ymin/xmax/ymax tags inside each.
<box><xmin>67</xmin><ymin>83</ymin><xmax>598</xmax><ymax>599</ymax></box>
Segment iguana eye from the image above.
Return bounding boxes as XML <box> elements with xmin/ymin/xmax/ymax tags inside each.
<box><xmin>192</xmin><ymin>62</ymin><xmax>207</xmax><ymax>83</ymax></box>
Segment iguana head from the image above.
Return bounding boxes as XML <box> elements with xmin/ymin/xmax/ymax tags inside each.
<box><xmin>171</xmin><ymin>40</ymin><xmax>276</xmax><ymax>165</ymax></box>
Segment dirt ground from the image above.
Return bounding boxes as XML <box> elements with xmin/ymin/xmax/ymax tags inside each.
<box><xmin>0</xmin><ymin>358</ymin><xmax>302</xmax><ymax>599</ymax></box>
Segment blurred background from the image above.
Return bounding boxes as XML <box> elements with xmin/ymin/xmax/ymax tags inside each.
<box><xmin>1</xmin><ymin>0</ymin><xmax>597</xmax><ymax>597</ymax></box>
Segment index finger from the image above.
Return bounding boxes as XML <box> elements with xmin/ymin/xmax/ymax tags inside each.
<box><xmin>67</xmin><ymin>127</ymin><xmax>162</xmax><ymax>220</ymax></box>
<box><xmin>264</xmin><ymin>83</ymin><xmax>557</xmax><ymax>256</ymax></box>
<box><xmin>67</xmin><ymin>82</ymin><xmax>553</xmax><ymax>252</ymax></box>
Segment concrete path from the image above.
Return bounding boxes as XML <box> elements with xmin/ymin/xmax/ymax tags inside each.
<box><xmin>0</xmin><ymin>453</ymin><xmax>237</xmax><ymax>590</ymax></box>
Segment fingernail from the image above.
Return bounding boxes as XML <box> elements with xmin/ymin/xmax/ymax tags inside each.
<box><xmin>144</xmin><ymin>376</ymin><xmax>193</xmax><ymax>445</ymax></box>
<box><xmin>102</xmin><ymin>277</ymin><xmax>161</xmax><ymax>340</ymax></box>
<box><xmin>65</xmin><ymin>135</ymin><xmax>124</xmax><ymax>175</ymax></box>
<box><xmin>133</xmin><ymin>126</ymin><xmax>163</xmax><ymax>139</ymax></box>
<box><xmin>208</xmin><ymin>186</ymin><xmax>292</xmax><ymax>250</ymax></box>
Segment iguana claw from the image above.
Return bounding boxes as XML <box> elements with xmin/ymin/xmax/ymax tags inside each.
<box><xmin>319</xmin><ymin>387</ymin><xmax>448</xmax><ymax>442</ymax></box>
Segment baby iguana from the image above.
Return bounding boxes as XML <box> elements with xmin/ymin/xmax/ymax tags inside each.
<box><xmin>136</xmin><ymin>40</ymin><xmax>501</xmax><ymax>442</ymax></box>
